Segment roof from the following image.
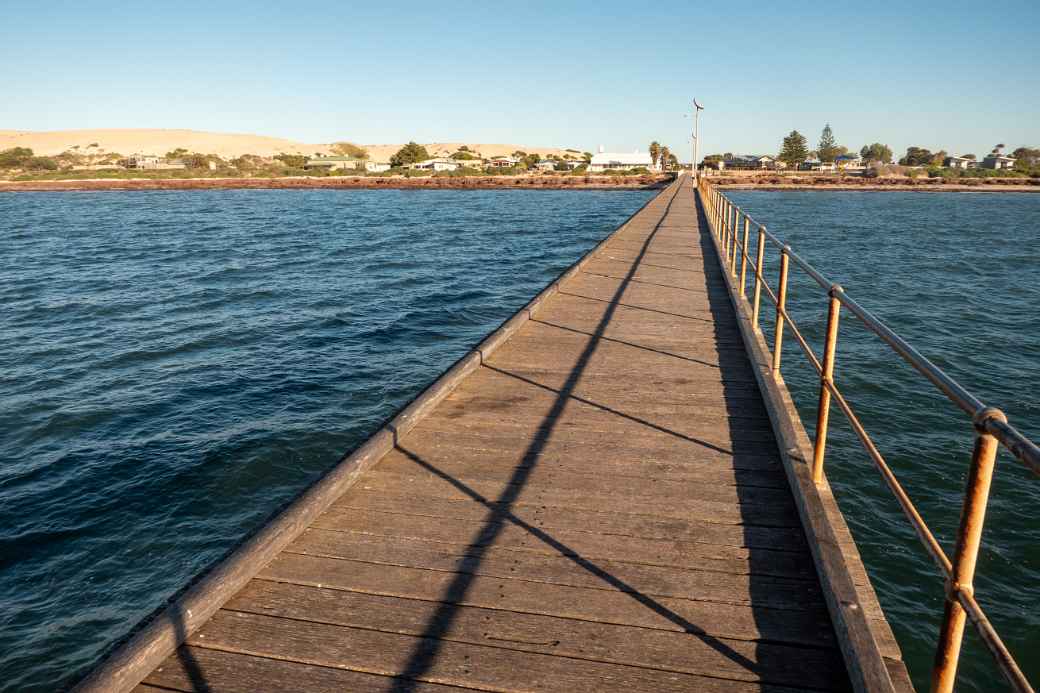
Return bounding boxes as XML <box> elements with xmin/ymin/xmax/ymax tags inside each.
<box><xmin>835</xmin><ymin>153</ymin><xmax>861</xmax><ymax>161</ymax></box>
<box><xmin>590</xmin><ymin>152</ymin><xmax>653</xmax><ymax>166</ymax></box>
<box><xmin>984</xmin><ymin>155</ymin><xmax>1016</xmax><ymax>161</ymax></box>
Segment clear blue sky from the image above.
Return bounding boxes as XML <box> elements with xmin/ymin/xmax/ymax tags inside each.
<box><xmin>2</xmin><ymin>1</ymin><xmax>1037</xmax><ymax>160</ymax></box>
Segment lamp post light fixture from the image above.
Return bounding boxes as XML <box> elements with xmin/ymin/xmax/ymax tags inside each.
<box><xmin>692</xmin><ymin>98</ymin><xmax>704</xmax><ymax>180</ymax></box>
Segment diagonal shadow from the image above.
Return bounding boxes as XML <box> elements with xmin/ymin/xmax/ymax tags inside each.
<box><xmin>386</xmin><ymin>178</ymin><xmax>694</xmax><ymax>692</ymax></box>
<box><xmin>557</xmin><ymin>289</ymin><xmax>717</xmax><ymax>323</ymax></box>
<box><xmin>530</xmin><ymin>318</ymin><xmax>724</xmax><ymax>369</ymax></box>
<box><xmin>393</xmin><ymin>443</ymin><xmax>760</xmax><ymax>676</ymax></box>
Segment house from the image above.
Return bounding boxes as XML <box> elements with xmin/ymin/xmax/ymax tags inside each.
<box><xmin>725</xmin><ymin>154</ymin><xmax>775</xmax><ymax>170</ymax></box>
<box><xmin>487</xmin><ymin>156</ymin><xmax>520</xmax><ymax>169</ymax></box>
<box><xmin>588</xmin><ymin>150</ymin><xmax>658</xmax><ymax>172</ymax></box>
<box><xmin>408</xmin><ymin>158</ymin><xmax>460</xmax><ymax>172</ymax></box>
<box><xmin>800</xmin><ymin>159</ymin><xmax>836</xmax><ymax>172</ymax></box>
<box><xmin>981</xmin><ymin>155</ymin><xmax>1016</xmax><ymax>170</ymax></box>
<box><xmin>835</xmin><ymin>153</ymin><xmax>864</xmax><ymax>170</ymax></box>
<box><xmin>304</xmin><ymin>155</ymin><xmax>364</xmax><ymax>171</ymax></box>
<box><xmin>122</xmin><ymin>155</ymin><xmax>186</xmax><ymax>170</ymax></box>
<box><xmin>364</xmin><ymin>161</ymin><xmax>391</xmax><ymax>173</ymax></box>
<box><xmin>534</xmin><ymin>160</ymin><xmax>557</xmax><ymax>172</ymax></box>
<box><xmin>944</xmin><ymin>156</ymin><xmax>976</xmax><ymax>170</ymax></box>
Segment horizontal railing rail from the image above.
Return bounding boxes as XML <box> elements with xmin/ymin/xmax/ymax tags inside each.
<box><xmin>697</xmin><ymin>177</ymin><xmax>1037</xmax><ymax>693</ymax></box>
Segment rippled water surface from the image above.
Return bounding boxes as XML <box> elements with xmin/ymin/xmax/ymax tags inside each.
<box><xmin>0</xmin><ymin>188</ymin><xmax>654</xmax><ymax>692</ymax></box>
<box><xmin>727</xmin><ymin>190</ymin><xmax>1040</xmax><ymax>691</ymax></box>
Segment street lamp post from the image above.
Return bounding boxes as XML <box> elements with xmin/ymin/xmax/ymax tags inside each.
<box><xmin>692</xmin><ymin>98</ymin><xmax>704</xmax><ymax>181</ymax></box>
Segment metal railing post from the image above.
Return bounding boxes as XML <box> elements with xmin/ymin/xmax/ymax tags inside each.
<box><xmin>730</xmin><ymin>211</ymin><xmax>739</xmax><ymax>276</ymax></box>
<box><xmin>811</xmin><ymin>286</ymin><xmax>843</xmax><ymax>483</ymax></box>
<box><xmin>752</xmin><ymin>226</ymin><xmax>766</xmax><ymax>328</ymax></box>
<box><xmin>739</xmin><ymin>216</ymin><xmax>750</xmax><ymax>296</ymax></box>
<box><xmin>931</xmin><ymin>407</ymin><xmax>1006</xmax><ymax>693</ymax></box>
<box><xmin>772</xmin><ymin>247</ymin><xmax>790</xmax><ymax>375</ymax></box>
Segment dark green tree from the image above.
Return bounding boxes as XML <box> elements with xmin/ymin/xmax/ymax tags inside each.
<box><xmin>274</xmin><ymin>153</ymin><xmax>308</xmax><ymax>168</ymax></box>
<box><xmin>1012</xmin><ymin>147</ymin><xmax>1040</xmax><ymax>171</ymax></box>
<box><xmin>660</xmin><ymin>146</ymin><xmax>672</xmax><ymax>170</ymax></box>
<box><xmin>898</xmin><ymin>146</ymin><xmax>934</xmax><ymax>166</ymax></box>
<box><xmin>817</xmin><ymin>124</ymin><xmax>841</xmax><ymax>163</ymax></box>
<box><xmin>389</xmin><ymin>142</ymin><xmax>430</xmax><ymax>167</ymax></box>
<box><xmin>859</xmin><ymin>143</ymin><xmax>893</xmax><ymax>164</ymax></box>
<box><xmin>778</xmin><ymin>131</ymin><xmax>809</xmax><ymax>167</ymax></box>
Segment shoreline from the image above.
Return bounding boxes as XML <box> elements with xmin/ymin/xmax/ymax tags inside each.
<box><xmin>0</xmin><ymin>174</ymin><xmax>671</xmax><ymax>192</ymax></box>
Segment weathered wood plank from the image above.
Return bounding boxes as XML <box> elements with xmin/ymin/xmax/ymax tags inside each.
<box><xmin>140</xmin><ymin>647</ymin><xmax>468</xmax><ymax>692</ymax></box>
<box><xmin>284</xmin><ymin>527</ymin><xmax>823</xmax><ymax>607</ymax></box>
<box><xmin>182</xmin><ymin>610</ymin><xmax>823</xmax><ymax>692</ymax></box>
<box><xmin>258</xmin><ymin>553</ymin><xmax>838</xmax><ymax>647</ymax></box>
<box><xmin>327</xmin><ymin>490</ymin><xmax>809</xmax><ymax>552</ymax></box>
<box><xmin>224</xmin><ymin>581</ymin><xmax>850</xmax><ymax>689</ymax></box>
<box><xmin>312</xmin><ymin>504</ymin><xmax>815</xmax><ymax>577</ymax></box>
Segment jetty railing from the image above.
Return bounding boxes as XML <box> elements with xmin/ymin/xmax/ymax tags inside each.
<box><xmin>697</xmin><ymin>177</ymin><xmax>1039</xmax><ymax>693</ymax></box>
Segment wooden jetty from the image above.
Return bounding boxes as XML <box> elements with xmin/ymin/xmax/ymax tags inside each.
<box><xmin>77</xmin><ymin>173</ymin><xmax>914</xmax><ymax>692</ymax></box>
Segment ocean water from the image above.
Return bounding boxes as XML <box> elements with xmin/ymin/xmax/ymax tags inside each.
<box><xmin>727</xmin><ymin>190</ymin><xmax>1040</xmax><ymax>692</ymax></box>
<box><xmin>0</xmin><ymin>188</ymin><xmax>654</xmax><ymax>692</ymax></box>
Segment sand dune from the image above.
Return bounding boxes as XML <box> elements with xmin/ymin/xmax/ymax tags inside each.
<box><xmin>0</xmin><ymin>129</ymin><xmax>583</xmax><ymax>161</ymax></box>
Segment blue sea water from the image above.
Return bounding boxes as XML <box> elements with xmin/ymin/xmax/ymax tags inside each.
<box><xmin>0</xmin><ymin>188</ymin><xmax>654</xmax><ymax>692</ymax></box>
<box><xmin>727</xmin><ymin>190</ymin><xmax>1040</xmax><ymax>692</ymax></box>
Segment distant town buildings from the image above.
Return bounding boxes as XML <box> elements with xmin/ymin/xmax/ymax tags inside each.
<box><xmin>304</xmin><ymin>155</ymin><xmax>364</xmax><ymax>171</ymax></box>
<box><xmin>407</xmin><ymin>158</ymin><xmax>460</xmax><ymax>172</ymax></box>
<box><xmin>588</xmin><ymin>150</ymin><xmax>658</xmax><ymax>172</ymax></box>
<box><xmin>944</xmin><ymin>156</ymin><xmax>976</xmax><ymax>169</ymax></box>
<box><xmin>981</xmin><ymin>154</ymin><xmax>1016</xmax><ymax>170</ymax></box>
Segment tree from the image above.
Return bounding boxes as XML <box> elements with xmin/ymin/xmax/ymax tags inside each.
<box><xmin>930</xmin><ymin>150</ymin><xmax>948</xmax><ymax>166</ymax></box>
<box><xmin>165</xmin><ymin>148</ymin><xmax>189</xmax><ymax>160</ymax></box>
<box><xmin>274</xmin><ymin>153</ymin><xmax>308</xmax><ymax>168</ymax></box>
<box><xmin>0</xmin><ymin>147</ymin><xmax>34</xmax><ymax>168</ymax></box>
<box><xmin>582</xmin><ymin>151</ymin><xmax>592</xmax><ymax>163</ymax></box>
<box><xmin>667</xmin><ymin>152</ymin><xmax>679</xmax><ymax>170</ymax></box>
<box><xmin>1012</xmin><ymin>147</ymin><xmax>1040</xmax><ymax>171</ymax></box>
<box><xmin>331</xmin><ymin>142</ymin><xmax>369</xmax><ymax>159</ymax></box>
<box><xmin>991</xmin><ymin>144</ymin><xmax>1006</xmax><ymax>155</ymax></box>
<box><xmin>451</xmin><ymin>150</ymin><xmax>478</xmax><ymax>160</ymax></box>
<box><xmin>817</xmin><ymin>124</ymin><xmax>841</xmax><ymax>163</ymax></box>
<box><xmin>778</xmin><ymin>131</ymin><xmax>809</xmax><ymax>167</ymax></box>
<box><xmin>660</xmin><ymin>146</ymin><xmax>672</xmax><ymax>170</ymax></box>
<box><xmin>960</xmin><ymin>153</ymin><xmax>977</xmax><ymax>160</ymax></box>
<box><xmin>898</xmin><ymin>146</ymin><xmax>934</xmax><ymax>166</ymax></box>
<box><xmin>523</xmin><ymin>153</ymin><xmax>541</xmax><ymax>168</ymax></box>
<box><xmin>389</xmin><ymin>141</ymin><xmax>429</xmax><ymax>167</ymax></box>
<box><xmin>649</xmin><ymin>141</ymin><xmax>661</xmax><ymax>168</ymax></box>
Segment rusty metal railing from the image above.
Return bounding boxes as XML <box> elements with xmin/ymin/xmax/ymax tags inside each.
<box><xmin>697</xmin><ymin>178</ymin><xmax>1039</xmax><ymax>693</ymax></box>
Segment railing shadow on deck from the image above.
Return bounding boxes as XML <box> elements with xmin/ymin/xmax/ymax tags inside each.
<box><xmin>385</xmin><ymin>180</ymin><xmax>845</xmax><ymax>691</ymax></box>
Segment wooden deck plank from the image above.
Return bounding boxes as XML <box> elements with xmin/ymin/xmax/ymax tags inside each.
<box><xmin>171</xmin><ymin>610</ymin><xmax>822</xmax><ymax>693</ymax></box>
<box><xmin>216</xmin><ymin>581</ymin><xmax>851</xmax><ymax>690</ymax></box>
<box><xmin>325</xmin><ymin>490</ymin><xmax>809</xmax><ymax>552</ymax></box>
<box><xmin>114</xmin><ymin>174</ymin><xmax>903</xmax><ymax>692</ymax></box>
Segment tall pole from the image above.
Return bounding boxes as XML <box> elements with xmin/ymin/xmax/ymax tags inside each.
<box><xmin>692</xmin><ymin>99</ymin><xmax>704</xmax><ymax>181</ymax></box>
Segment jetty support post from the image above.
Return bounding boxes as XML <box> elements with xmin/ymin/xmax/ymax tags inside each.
<box><xmin>739</xmin><ymin>216</ymin><xmax>750</xmax><ymax>296</ymax></box>
<box><xmin>732</xmin><ymin>210</ymin><xmax>740</xmax><ymax>274</ymax></box>
<box><xmin>931</xmin><ymin>408</ymin><xmax>1005</xmax><ymax>693</ymax></box>
<box><xmin>752</xmin><ymin>226</ymin><xmax>766</xmax><ymax>329</ymax></box>
<box><xmin>811</xmin><ymin>286</ymin><xmax>843</xmax><ymax>483</ymax></box>
<box><xmin>772</xmin><ymin>246</ymin><xmax>790</xmax><ymax>374</ymax></box>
